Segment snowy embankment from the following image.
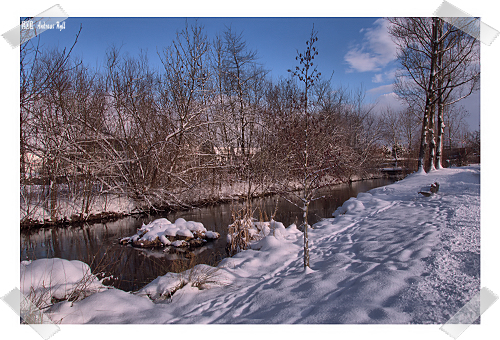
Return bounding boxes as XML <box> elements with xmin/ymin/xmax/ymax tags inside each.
<box><xmin>20</xmin><ymin>173</ymin><xmax>377</xmax><ymax>226</ymax></box>
<box><xmin>20</xmin><ymin>193</ymin><xmax>138</xmax><ymax>225</ymax></box>
<box><xmin>29</xmin><ymin>165</ymin><xmax>479</xmax><ymax>324</ymax></box>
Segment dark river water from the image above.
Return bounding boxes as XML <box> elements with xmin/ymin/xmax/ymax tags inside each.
<box><xmin>20</xmin><ymin>178</ymin><xmax>394</xmax><ymax>292</ymax></box>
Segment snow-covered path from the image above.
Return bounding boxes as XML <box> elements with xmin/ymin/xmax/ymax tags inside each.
<box><xmin>392</xmin><ymin>169</ymin><xmax>480</xmax><ymax>323</ymax></box>
<box><xmin>45</xmin><ymin>165</ymin><xmax>480</xmax><ymax>324</ymax></box>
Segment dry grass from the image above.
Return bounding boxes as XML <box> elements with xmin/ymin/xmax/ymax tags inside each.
<box><xmin>21</xmin><ymin>285</ymin><xmax>54</xmax><ymax>324</ymax></box>
<box><xmin>227</xmin><ymin>198</ymin><xmax>281</xmax><ymax>256</ymax></box>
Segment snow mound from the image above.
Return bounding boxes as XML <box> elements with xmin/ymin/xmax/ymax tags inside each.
<box><xmin>138</xmin><ymin>218</ymin><xmax>206</xmax><ymax>242</ymax></box>
<box><xmin>120</xmin><ymin>217</ymin><xmax>219</xmax><ymax>248</ymax></box>
<box><xmin>251</xmin><ymin>235</ymin><xmax>283</xmax><ymax>251</ymax></box>
<box><xmin>173</xmin><ymin>218</ymin><xmax>206</xmax><ymax>232</ymax></box>
<box><xmin>333</xmin><ymin>197</ymin><xmax>365</xmax><ymax>217</ymax></box>
<box><xmin>48</xmin><ymin>288</ymin><xmax>154</xmax><ymax>324</ymax></box>
<box><xmin>20</xmin><ymin>258</ymin><xmax>106</xmax><ymax>308</ymax></box>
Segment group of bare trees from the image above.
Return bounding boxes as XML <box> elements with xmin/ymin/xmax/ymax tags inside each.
<box><xmin>388</xmin><ymin>17</ymin><xmax>479</xmax><ymax>173</ymax></box>
<box><xmin>20</xmin><ymin>22</ymin><xmax>402</xmax><ymax>225</ymax></box>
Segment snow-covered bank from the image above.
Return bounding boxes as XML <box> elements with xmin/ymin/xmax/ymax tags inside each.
<box><xmin>20</xmin><ymin>173</ymin><xmax>384</xmax><ymax>228</ymax></box>
<box><xmin>20</xmin><ymin>193</ymin><xmax>138</xmax><ymax>227</ymax></box>
<box><xmin>33</xmin><ymin>165</ymin><xmax>479</xmax><ymax>324</ymax></box>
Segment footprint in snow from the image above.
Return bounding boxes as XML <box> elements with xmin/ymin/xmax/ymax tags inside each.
<box><xmin>368</xmin><ymin>308</ymin><xmax>388</xmax><ymax>320</ymax></box>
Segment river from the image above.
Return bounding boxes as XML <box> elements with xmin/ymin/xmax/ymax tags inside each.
<box><xmin>20</xmin><ymin>178</ymin><xmax>394</xmax><ymax>292</ymax></box>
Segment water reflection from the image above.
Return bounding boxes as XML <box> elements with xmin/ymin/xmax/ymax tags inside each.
<box><xmin>21</xmin><ymin>178</ymin><xmax>393</xmax><ymax>292</ymax></box>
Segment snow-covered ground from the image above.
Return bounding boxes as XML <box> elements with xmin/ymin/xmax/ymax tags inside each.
<box><xmin>29</xmin><ymin>165</ymin><xmax>482</xmax><ymax>325</ymax></box>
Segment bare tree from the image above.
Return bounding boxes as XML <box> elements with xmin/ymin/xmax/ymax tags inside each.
<box><xmin>389</xmin><ymin>17</ymin><xmax>479</xmax><ymax>172</ymax></box>
<box><xmin>381</xmin><ymin>107</ymin><xmax>420</xmax><ymax>170</ymax></box>
<box><xmin>288</xmin><ymin>25</ymin><xmax>320</xmax><ymax>268</ymax></box>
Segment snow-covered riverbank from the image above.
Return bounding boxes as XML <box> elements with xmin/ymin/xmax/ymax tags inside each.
<box><xmin>20</xmin><ymin>173</ymin><xmax>384</xmax><ymax>228</ymax></box>
<box><xmin>21</xmin><ymin>165</ymin><xmax>482</xmax><ymax>325</ymax></box>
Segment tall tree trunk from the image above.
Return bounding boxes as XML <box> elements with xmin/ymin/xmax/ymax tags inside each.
<box><xmin>436</xmin><ymin>98</ymin><xmax>444</xmax><ymax>169</ymax></box>
<box><xmin>435</xmin><ymin>19</ymin><xmax>445</xmax><ymax>170</ymax></box>
<box><xmin>417</xmin><ymin>17</ymin><xmax>439</xmax><ymax>173</ymax></box>
<box><xmin>428</xmin><ymin>101</ymin><xmax>436</xmax><ymax>171</ymax></box>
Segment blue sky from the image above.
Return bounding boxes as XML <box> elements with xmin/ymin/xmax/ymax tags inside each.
<box><xmin>35</xmin><ymin>16</ymin><xmax>479</xmax><ymax>129</ymax></box>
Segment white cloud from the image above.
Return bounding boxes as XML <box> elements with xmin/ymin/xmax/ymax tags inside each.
<box><xmin>372</xmin><ymin>68</ymin><xmax>397</xmax><ymax>83</ymax></box>
<box><xmin>372</xmin><ymin>73</ymin><xmax>384</xmax><ymax>83</ymax></box>
<box><xmin>367</xmin><ymin>84</ymin><xmax>394</xmax><ymax>96</ymax></box>
<box><xmin>372</xmin><ymin>92</ymin><xmax>407</xmax><ymax>114</ymax></box>
<box><xmin>345</xmin><ymin>18</ymin><xmax>398</xmax><ymax>73</ymax></box>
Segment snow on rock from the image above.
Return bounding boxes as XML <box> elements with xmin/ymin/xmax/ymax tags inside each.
<box><xmin>47</xmin><ymin>165</ymin><xmax>480</xmax><ymax>324</ymax></box>
<box><xmin>176</xmin><ymin>229</ymin><xmax>194</xmax><ymax>238</ymax></box>
<box><xmin>173</xmin><ymin>218</ymin><xmax>205</xmax><ymax>232</ymax></box>
<box><xmin>205</xmin><ymin>231</ymin><xmax>220</xmax><ymax>239</ymax></box>
<box><xmin>119</xmin><ymin>217</ymin><xmax>219</xmax><ymax>248</ymax></box>
<box><xmin>159</xmin><ymin>235</ymin><xmax>171</xmax><ymax>245</ymax></box>
<box><xmin>171</xmin><ymin>240</ymin><xmax>187</xmax><ymax>247</ymax></box>
<box><xmin>20</xmin><ymin>258</ymin><xmax>106</xmax><ymax>309</ymax></box>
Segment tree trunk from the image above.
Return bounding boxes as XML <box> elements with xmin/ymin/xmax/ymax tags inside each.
<box><xmin>436</xmin><ymin>99</ymin><xmax>444</xmax><ymax>169</ymax></box>
<box><xmin>428</xmin><ymin>101</ymin><xmax>436</xmax><ymax>171</ymax></box>
<box><xmin>417</xmin><ymin>17</ymin><xmax>439</xmax><ymax>173</ymax></box>
<box><xmin>303</xmin><ymin>202</ymin><xmax>310</xmax><ymax>269</ymax></box>
<box><xmin>435</xmin><ymin>19</ymin><xmax>445</xmax><ymax>170</ymax></box>
<box><xmin>50</xmin><ymin>177</ymin><xmax>58</xmax><ymax>222</ymax></box>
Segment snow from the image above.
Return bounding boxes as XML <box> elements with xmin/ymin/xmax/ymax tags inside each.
<box><xmin>136</xmin><ymin>218</ymin><xmax>207</xmax><ymax>240</ymax></box>
<box><xmin>332</xmin><ymin>196</ymin><xmax>366</xmax><ymax>216</ymax></box>
<box><xmin>121</xmin><ymin>217</ymin><xmax>218</xmax><ymax>247</ymax></box>
<box><xmin>20</xmin><ymin>258</ymin><xmax>106</xmax><ymax>309</ymax></box>
<box><xmin>159</xmin><ymin>235</ymin><xmax>171</xmax><ymax>245</ymax></box>
<box><xmin>227</xmin><ymin>219</ymin><xmax>287</xmax><ymax>245</ymax></box>
<box><xmin>21</xmin><ymin>180</ymin><xmax>303</xmax><ymax>225</ymax></box>
<box><xmin>204</xmin><ymin>231</ymin><xmax>220</xmax><ymax>239</ymax></box>
<box><xmin>170</xmin><ymin>240</ymin><xmax>187</xmax><ymax>247</ymax></box>
<box><xmin>32</xmin><ymin>165</ymin><xmax>480</xmax><ymax>324</ymax></box>
<box><xmin>173</xmin><ymin>218</ymin><xmax>206</xmax><ymax>232</ymax></box>
<box><xmin>176</xmin><ymin>229</ymin><xmax>194</xmax><ymax>238</ymax></box>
